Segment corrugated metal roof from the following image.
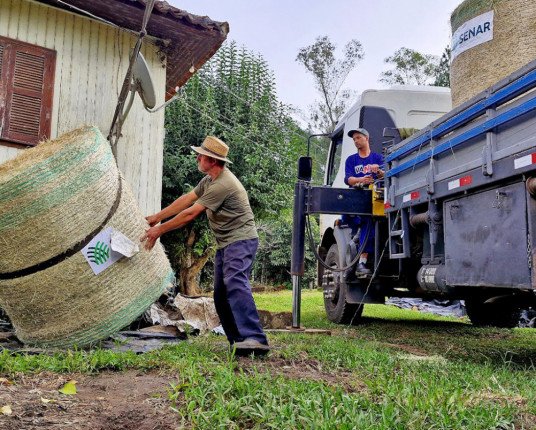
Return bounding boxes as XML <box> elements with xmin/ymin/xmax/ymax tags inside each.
<box><xmin>36</xmin><ymin>0</ymin><xmax>229</xmax><ymax>100</ymax></box>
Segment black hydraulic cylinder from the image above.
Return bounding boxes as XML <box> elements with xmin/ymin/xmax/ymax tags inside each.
<box><xmin>291</xmin><ymin>181</ymin><xmax>307</xmax><ymax>276</ymax></box>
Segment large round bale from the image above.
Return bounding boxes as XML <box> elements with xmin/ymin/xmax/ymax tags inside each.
<box><xmin>0</xmin><ymin>126</ymin><xmax>174</xmax><ymax>348</ymax></box>
<box><xmin>450</xmin><ymin>0</ymin><xmax>536</xmax><ymax>107</ymax></box>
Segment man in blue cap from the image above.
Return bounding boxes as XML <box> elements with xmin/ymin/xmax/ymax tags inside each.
<box><xmin>344</xmin><ymin>128</ymin><xmax>384</xmax><ymax>274</ymax></box>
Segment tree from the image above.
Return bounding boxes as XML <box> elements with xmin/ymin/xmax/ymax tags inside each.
<box><xmin>296</xmin><ymin>36</ymin><xmax>364</xmax><ymax>133</ymax></box>
<box><xmin>379</xmin><ymin>47</ymin><xmax>439</xmax><ymax>86</ymax></box>
<box><xmin>433</xmin><ymin>46</ymin><xmax>451</xmax><ymax>88</ymax></box>
<box><xmin>163</xmin><ymin>42</ymin><xmax>306</xmax><ymax>295</ymax></box>
<box><xmin>254</xmin><ymin>211</ymin><xmax>319</xmax><ymax>287</ymax></box>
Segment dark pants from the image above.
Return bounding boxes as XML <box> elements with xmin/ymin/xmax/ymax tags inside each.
<box><xmin>214</xmin><ymin>238</ymin><xmax>268</xmax><ymax>345</ymax></box>
<box><xmin>341</xmin><ymin>215</ymin><xmax>374</xmax><ymax>254</ymax></box>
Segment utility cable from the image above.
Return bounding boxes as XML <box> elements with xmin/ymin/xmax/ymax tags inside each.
<box><xmin>180</xmin><ymin>95</ymin><xmax>329</xmax><ymax>174</ymax></box>
<box><xmin>108</xmin><ymin>0</ymin><xmax>156</xmax><ymax>153</ymax></box>
<box><xmin>181</xmin><ymin>100</ymin><xmax>298</xmax><ymax>162</ymax></box>
<box><xmin>306</xmin><ymin>214</ymin><xmax>371</xmax><ymax>272</ymax></box>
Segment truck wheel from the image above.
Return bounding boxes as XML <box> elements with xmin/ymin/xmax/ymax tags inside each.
<box><xmin>322</xmin><ymin>244</ymin><xmax>363</xmax><ymax>325</ymax></box>
<box><xmin>465</xmin><ymin>298</ymin><xmax>521</xmax><ymax>328</ymax></box>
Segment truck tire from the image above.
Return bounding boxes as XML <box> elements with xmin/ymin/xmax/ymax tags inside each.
<box><xmin>322</xmin><ymin>244</ymin><xmax>363</xmax><ymax>325</ymax></box>
<box><xmin>465</xmin><ymin>298</ymin><xmax>521</xmax><ymax>328</ymax></box>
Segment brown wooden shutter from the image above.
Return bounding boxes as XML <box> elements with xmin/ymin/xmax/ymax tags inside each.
<box><xmin>0</xmin><ymin>37</ymin><xmax>56</xmax><ymax>146</ymax></box>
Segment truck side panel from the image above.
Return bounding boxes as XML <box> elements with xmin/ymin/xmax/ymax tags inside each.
<box><xmin>390</xmin><ymin>91</ymin><xmax>536</xmax><ymax>203</ymax></box>
<box><xmin>444</xmin><ymin>182</ymin><xmax>531</xmax><ymax>288</ymax></box>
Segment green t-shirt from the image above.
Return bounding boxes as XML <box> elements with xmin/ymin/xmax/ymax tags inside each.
<box><xmin>193</xmin><ymin>167</ymin><xmax>258</xmax><ymax>248</ymax></box>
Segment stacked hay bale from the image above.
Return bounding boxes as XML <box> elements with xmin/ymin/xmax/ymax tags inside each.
<box><xmin>0</xmin><ymin>126</ymin><xmax>174</xmax><ymax>348</ymax></box>
<box><xmin>450</xmin><ymin>0</ymin><xmax>536</xmax><ymax>107</ymax></box>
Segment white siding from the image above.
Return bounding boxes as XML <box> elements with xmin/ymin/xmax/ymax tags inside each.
<box><xmin>0</xmin><ymin>0</ymin><xmax>167</xmax><ymax>214</ymax></box>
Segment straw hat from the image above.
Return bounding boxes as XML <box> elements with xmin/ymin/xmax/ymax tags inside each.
<box><xmin>191</xmin><ymin>136</ymin><xmax>232</xmax><ymax>163</ymax></box>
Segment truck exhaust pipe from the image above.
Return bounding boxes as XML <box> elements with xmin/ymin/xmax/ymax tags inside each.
<box><xmin>417</xmin><ymin>264</ymin><xmax>450</xmax><ymax>293</ymax></box>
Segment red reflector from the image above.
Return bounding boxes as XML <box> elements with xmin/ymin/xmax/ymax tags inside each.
<box><xmin>410</xmin><ymin>191</ymin><xmax>420</xmax><ymax>200</ymax></box>
<box><xmin>532</xmin><ymin>153</ymin><xmax>536</xmax><ymax>164</ymax></box>
<box><xmin>384</xmin><ymin>202</ymin><xmax>391</xmax><ymax>209</ymax></box>
<box><xmin>460</xmin><ymin>176</ymin><xmax>472</xmax><ymax>186</ymax></box>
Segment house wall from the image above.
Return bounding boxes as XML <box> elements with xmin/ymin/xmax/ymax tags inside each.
<box><xmin>0</xmin><ymin>0</ymin><xmax>167</xmax><ymax>214</ymax></box>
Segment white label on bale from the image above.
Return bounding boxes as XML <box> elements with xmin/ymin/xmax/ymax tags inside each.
<box><xmin>82</xmin><ymin>227</ymin><xmax>126</xmax><ymax>275</ymax></box>
<box><xmin>110</xmin><ymin>229</ymin><xmax>139</xmax><ymax>258</ymax></box>
<box><xmin>451</xmin><ymin>11</ymin><xmax>494</xmax><ymax>60</ymax></box>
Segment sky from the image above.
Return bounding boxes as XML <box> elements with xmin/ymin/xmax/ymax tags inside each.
<box><xmin>171</xmin><ymin>1</ymin><xmax>461</xmax><ymax>122</ymax></box>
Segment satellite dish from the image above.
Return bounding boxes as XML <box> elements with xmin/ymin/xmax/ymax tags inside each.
<box><xmin>118</xmin><ymin>52</ymin><xmax>157</xmax><ymax>124</ymax></box>
<box><xmin>132</xmin><ymin>52</ymin><xmax>156</xmax><ymax>109</ymax></box>
<box><xmin>110</xmin><ymin>52</ymin><xmax>183</xmax><ymax>147</ymax></box>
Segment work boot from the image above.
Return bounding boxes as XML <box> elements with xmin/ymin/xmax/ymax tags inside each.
<box><xmin>232</xmin><ymin>338</ymin><xmax>270</xmax><ymax>357</ymax></box>
<box><xmin>356</xmin><ymin>262</ymin><xmax>371</xmax><ymax>275</ymax></box>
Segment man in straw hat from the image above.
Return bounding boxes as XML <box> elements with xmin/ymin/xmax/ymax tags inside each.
<box><xmin>141</xmin><ymin>136</ymin><xmax>269</xmax><ymax>356</ymax></box>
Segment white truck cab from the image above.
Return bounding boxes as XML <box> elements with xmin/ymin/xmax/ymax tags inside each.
<box><xmin>320</xmin><ymin>86</ymin><xmax>452</xmax><ymax>237</ymax></box>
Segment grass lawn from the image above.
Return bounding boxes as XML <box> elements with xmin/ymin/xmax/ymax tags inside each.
<box><xmin>0</xmin><ymin>289</ymin><xmax>535</xmax><ymax>429</ymax></box>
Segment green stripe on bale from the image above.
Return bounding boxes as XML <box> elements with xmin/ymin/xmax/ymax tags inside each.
<box><xmin>18</xmin><ymin>270</ymin><xmax>175</xmax><ymax>349</ymax></box>
<box><xmin>0</xmin><ymin>152</ymin><xmax>113</xmax><ymax>229</ymax></box>
<box><xmin>0</xmin><ymin>126</ymin><xmax>174</xmax><ymax>348</ymax></box>
<box><xmin>0</xmin><ymin>129</ymin><xmax>103</xmax><ymax>204</ymax></box>
<box><xmin>450</xmin><ymin>0</ymin><xmax>506</xmax><ymax>32</ymax></box>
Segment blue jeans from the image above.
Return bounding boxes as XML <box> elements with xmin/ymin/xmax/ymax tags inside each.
<box><xmin>214</xmin><ymin>238</ymin><xmax>268</xmax><ymax>345</ymax></box>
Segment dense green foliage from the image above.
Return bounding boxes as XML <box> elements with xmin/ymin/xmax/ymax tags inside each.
<box><xmin>162</xmin><ymin>42</ymin><xmax>309</xmax><ymax>292</ymax></box>
<box><xmin>1</xmin><ymin>291</ymin><xmax>534</xmax><ymax>429</ymax></box>
<box><xmin>254</xmin><ymin>210</ymin><xmax>319</xmax><ymax>287</ymax></box>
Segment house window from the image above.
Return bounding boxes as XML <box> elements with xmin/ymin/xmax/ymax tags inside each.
<box><xmin>0</xmin><ymin>36</ymin><xmax>56</xmax><ymax>146</ymax></box>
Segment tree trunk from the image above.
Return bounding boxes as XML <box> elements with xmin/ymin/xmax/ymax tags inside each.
<box><xmin>177</xmin><ymin>228</ymin><xmax>213</xmax><ymax>296</ymax></box>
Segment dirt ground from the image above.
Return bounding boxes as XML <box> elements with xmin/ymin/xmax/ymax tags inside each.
<box><xmin>0</xmin><ymin>370</ymin><xmax>181</xmax><ymax>430</ymax></box>
<box><xmin>0</xmin><ymin>352</ymin><xmax>367</xmax><ymax>430</ymax></box>
<box><xmin>1</xmin><ymin>348</ymin><xmax>535</xmax><ymax>429</ymax></box>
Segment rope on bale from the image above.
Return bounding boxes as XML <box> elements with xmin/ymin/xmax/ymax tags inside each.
<box><xmin>450</xmin><ymin>0</ymin><xmax>536</xmax><ymax>106</ymax></box>
<box><xmin>0</xmin><ymin>126</ymin><xmax>174</xmax><ymax>348</ymax></box>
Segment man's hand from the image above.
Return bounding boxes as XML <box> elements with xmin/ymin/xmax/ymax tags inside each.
<box><xmin>145</xmin><ymin>214</ymin><xmax>160</xmax><ymax>227</ymax></box>
<box><xmin>361</xmin><ymin>175</ymin><xmax>374</xmax><ymax>185</ymax></box>
<box><xmin>368</xmin><ymin>164</ymin><xmax>381</xmax><ymax>173</ymax></box>
<box><xmin>140</xmin><ymin>225</ymin><xmax>162</xmax><ymax>250</ymax></box>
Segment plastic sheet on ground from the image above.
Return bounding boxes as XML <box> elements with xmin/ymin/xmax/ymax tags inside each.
<box><xmin>0</xmin><ymin>294</ymin><xmax>223</xmax><ymax>353</ymax></box>
<box><xmin>520</xmin><ymin>309</ymin><xmax>536</xmax><ymax>328</ymax></box>
<box><xmin>101</xmin><ymin>330</ymin><xmax>184</xmax><ymax>353</ymax></box>
<box><xmin>386</xmin><ymin>297</ymin><xmax>467</xmax><ymax>318</ymax></box>
<box><xmin>148</xmin><ymin>294</ymin><xmax>221</xmax><ymax>335</ymax></box>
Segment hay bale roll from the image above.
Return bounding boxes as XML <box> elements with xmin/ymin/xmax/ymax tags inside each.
<box><xmin>0</xmin><ymin>126</ymin><xmax>174</xmax><ymax>348</ymax></box>
<box><xmin>450</xmin><ymin>0</ymin><xmax>536</xmax><ymax>107</ymax></box>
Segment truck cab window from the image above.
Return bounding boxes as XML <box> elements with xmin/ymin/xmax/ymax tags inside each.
<box><xmin>359</xmin><ymin>106</ymin><xmax>396</xmax><ymax>154</ymax></box>
<box><xmin>326</xmin><ymin>133</ymin><xmax>343</xmax><ymax>186</ymax></box>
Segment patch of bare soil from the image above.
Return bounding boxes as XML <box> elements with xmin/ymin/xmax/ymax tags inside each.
<box><xmin>0</xmin><ymin>370</ymin><xmax>180</xmax><ymax>430</ymax></box>
<box><xmin>236</xmin><ymin>354</ymin><xmax>367</xmax><ymax>394</ymax></box>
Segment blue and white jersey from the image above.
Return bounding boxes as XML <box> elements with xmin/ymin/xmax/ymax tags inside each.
<box><xmin>344</xmin><ymin>152</ymin><xmax>384</xmax><ymax>186</ymax></box>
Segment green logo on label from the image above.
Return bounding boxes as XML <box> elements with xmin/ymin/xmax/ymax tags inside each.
<box><xmin>87</xmin><ymin>241</ymin><xmax>110</xmax><ymax>265</ymax></box>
